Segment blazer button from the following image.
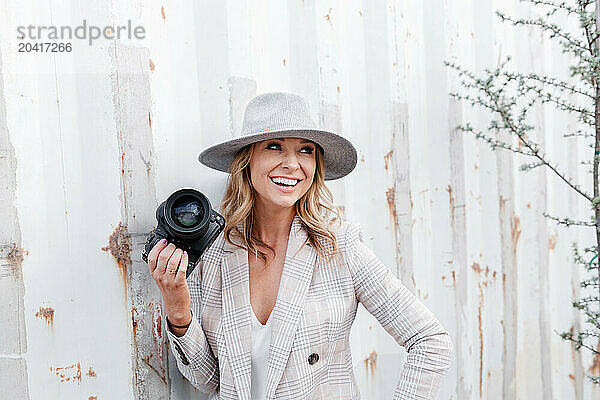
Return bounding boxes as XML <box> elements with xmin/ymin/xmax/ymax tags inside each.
<box><xmin>308</xmin><ymin>353</ymin><xmax>319</xmax><ymax>365</ymax></box>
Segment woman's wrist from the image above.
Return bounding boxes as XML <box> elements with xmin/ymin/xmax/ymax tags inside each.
<box><xmin>167</xmin><ymin>309</ymin><xmax>193</xmax><ymax>330</ymax></box>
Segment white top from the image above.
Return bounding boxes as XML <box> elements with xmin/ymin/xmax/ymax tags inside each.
<box><xmin>250</xmin><ymin>305</ymin><xmax>272</xmax><ymax>400</ymax></box>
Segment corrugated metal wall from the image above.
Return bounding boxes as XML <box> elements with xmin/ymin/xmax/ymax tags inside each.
<box><xmin>1</xmin><ymin>0</ymin><xmax>599</xmax><ymax>399</ymax></box>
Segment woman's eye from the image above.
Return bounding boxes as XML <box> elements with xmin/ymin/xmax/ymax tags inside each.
<box><xmin>265</xmin><ymin>143</ymin><xmax>313</xmax><ymax>154</ymax></box>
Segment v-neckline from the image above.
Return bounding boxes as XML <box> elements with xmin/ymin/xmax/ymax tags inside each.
<box><xmin>250</xmin><ymin>304</ymin><xmax>271</xmax><ymax>327</ymax></box>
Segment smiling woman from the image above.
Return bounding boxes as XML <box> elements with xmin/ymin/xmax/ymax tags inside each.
<box><xmin>148</xmin><ymin>92</ymin><xmax>453</xmax><ymax>400</ymax></box>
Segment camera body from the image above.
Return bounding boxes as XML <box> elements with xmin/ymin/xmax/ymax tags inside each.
<box><xmin>141</xmin><ymin>188</ymin><xmax>225</xmax><ymax>277</ymax></box>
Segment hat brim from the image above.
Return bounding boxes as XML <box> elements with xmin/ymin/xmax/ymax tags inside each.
<box><xmin>198</xmin><ymin>128</ymin><xmax>357</xmax><ymax>181</ymax></box>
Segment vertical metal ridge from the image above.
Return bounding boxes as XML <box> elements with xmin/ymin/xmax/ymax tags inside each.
<box><xmin>0</xmin><ymin>42</ymin><xmax>31</xmax><ymax>400</ymax></box>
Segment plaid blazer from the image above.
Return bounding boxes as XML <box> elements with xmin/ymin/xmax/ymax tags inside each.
<box><xmin>165</xmin><ymin>215</ymin><xmax>453</xmax><ymax>399</ymax></box>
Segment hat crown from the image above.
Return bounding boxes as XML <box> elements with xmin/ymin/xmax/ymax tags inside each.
<box><xmin>241</xmin><ymin>92</ymin><xmax>316</xmax><ymax>136</ymax></box>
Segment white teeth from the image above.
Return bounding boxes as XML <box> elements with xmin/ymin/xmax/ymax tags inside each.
<box><xmin>270</xmin><ymin>177</ymin><xmax>299</xmax><ymax>186</ymax></box>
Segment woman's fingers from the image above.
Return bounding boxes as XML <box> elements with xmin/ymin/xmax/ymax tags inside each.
<box><xmin>166</xmin><ymin>248</ymin><xmax>183</xmax><ymax>276</ymax></box>
<box><xmin>175</xmin><ymin>251</ymin><xmax>189</xmax><ymax>283</ymax></box>
<box><xmin>156</xmin><ymin>243</ymin><xmax>176</xmax><ymax>275</ymax></box>
<box><xmin>147</xmin><ymin>238</ymin><xmax>168</xmax><ymax>273</ymax></box>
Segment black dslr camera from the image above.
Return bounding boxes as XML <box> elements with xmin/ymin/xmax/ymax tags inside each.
<box><xmin>141</xmin><ymin>188</ymin><xmax>225</xmax><ymax>277</ymax></box>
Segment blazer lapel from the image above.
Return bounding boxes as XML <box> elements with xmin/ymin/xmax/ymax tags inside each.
<box><xmin>221</xmin><ymin>235</ymin><xmax>252</xmax><ymax>400</ymax></box>
<box><xmin>265</xmin><ymin>216</ymin><xmax>318</xmax><ymax>399</ymax></box>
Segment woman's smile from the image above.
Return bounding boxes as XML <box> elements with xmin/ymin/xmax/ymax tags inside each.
<box><xmin>269</xmin><ymin>176</ymin><xmax>302</xmax><ymax>193</ymax></box>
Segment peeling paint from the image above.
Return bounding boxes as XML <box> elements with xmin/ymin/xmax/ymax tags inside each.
<box><xmin>101</xmin><ymin>221</ymin><xmax>131</xmax><ymax>288</ymax></box>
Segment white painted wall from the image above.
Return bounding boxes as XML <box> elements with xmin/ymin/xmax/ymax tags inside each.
<box><xmin>1</xmin><ymin>0</ymin><xmax>597</xmax><ymax>399</ymax></box>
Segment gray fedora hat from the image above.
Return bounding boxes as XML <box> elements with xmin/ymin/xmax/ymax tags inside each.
<box><xmin>198</xmin><ymin>92</ymin><xmax>357</xmax><ymax>180</ymax></box>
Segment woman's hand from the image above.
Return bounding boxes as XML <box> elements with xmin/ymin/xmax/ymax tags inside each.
<box><xmin>147</xmin><ymin>239</ymin><xmax>192</xmax><ymax>335</ymax></box>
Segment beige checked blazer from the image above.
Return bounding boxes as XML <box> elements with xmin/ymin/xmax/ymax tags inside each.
<box><xmin>165</xmin><ymin>215</ymin><xmax>453</xmax><ymax>399</ymax></box>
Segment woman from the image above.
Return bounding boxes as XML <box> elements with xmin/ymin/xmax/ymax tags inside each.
<box><xmin>146</xmin><ymin>92</ymin><xmax>453</xmax><ymax>399</ymax></box>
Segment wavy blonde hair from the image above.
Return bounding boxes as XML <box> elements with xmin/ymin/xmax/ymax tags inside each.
<box><xmin>219</xmin><ymin>141</ymin><xmax>342</xmax><ymax>264</ymax></box>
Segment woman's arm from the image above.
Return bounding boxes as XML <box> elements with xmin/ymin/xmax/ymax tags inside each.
<box><xmin>164</xmin><ymin>260</ymin><xmax>220</xmax><ymax>394</ymax></box>
<box><xmin>344</xmin><ymin>223</ymin><xmax>454</xmax><ymax>399</ymax></box>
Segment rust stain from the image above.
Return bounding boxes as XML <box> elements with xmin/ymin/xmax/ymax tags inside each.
<box><xmin>526</xmin><ymin>203</ymin><xmax>531</xmax><ymax>209</ymax></box>
<box><xmin>358</xmin><ymin>10</ymin><xmax>363</xmax><ymax>16</ymax></box>
<box><xmin>336</xmin><ymin>86</ymin><xmax>340</xmax><ymax>93</ymax></box>
<box><xmin>548</xmin><ymin>230</ymin><xmax>558</xmax><ymax>250</ymax></box>
<box><xmin>141</xmin><ymin>353</ymin><xmax>168</xmax><ymax>385</ymax></box>
<box><xmin>101</xmin><ymin>222</ymin><xmax>131</xmax><ymax>289</ymax></box>
<box><xmin>132</xmin><ymin>307</ymin><xmax>139</xmax><ymax>341</ymax></box>
<box><xmin>324</xmin><ymin>7</ymin><xmax>333</xmax><ymax>28</ymax></box>
<box><xmin>446</xmin><ymin>185</ymin><xmax>454</xmax><ymax>226</ymax></box>
<box><xmin>477</xmin><ymin>282</ymin><xmax>484</xmax><ymax>398</ymax></box>
<box><xmin>384</xmin><ymin>150</ymin><xmax>393</xmax><ymax>172</ymax></box>
<box><xmin>89</xmin><ymin>397</ymin><xmax>98</xmax><ymax>400</ymax></box>
<box><xmin>35</xmin><ymin>307</ymin><xmax>55</xmax><ymax>326</ymax></box>
<box><xmin>471</xmin><ymin>263</ymin><xmax>491</xmax><ymax>279</ymax></box>
<box><xmin>511</xmin><ymin>216</ymin><xmax>521</xmax><ymax>249</ymax></box>
<box><xmin>7</xmin><ymin>243</ymin><xmax>26</xmax><ymax>264</ymax></box>
<box><xmin>161</xmin><ymin>6</ymin><xmax>166</xmax><ymax>19</ymax></box>
<box><xmin>85</xmin><ymin>367</ymin><xmax>96</xmax><ymax>377</ymax></box>
<box><xmin>451</xmin><ymin>270</ymin><xmax>455</xmax><ymax>287</ymax></box>
<box><xmin>588</xmin><ymin>340</ymin><xmax>600</xmax><ymax>376</ymax></box>
<box><xmin>517</xmin><ymin>134</ymin><xmax>528</xmax><ymax>151</ymax></box>
<box><xmin>569</xmin><ymin>373</ymin><xmax>575</xmax><ymax>380</ymax></box>
<box><xmin>50</xmin><ymin>362</ymin><xmax>82</xmax><ymax>384</ymax></box>
<box><xmin>386</xmin><ymin>187</ymin><xmax>397</xmax><ymax>228</ymax></box>
<box><xmin>282</xmin><ymin>58</ymin><xmax>286</xmax><ymax>67</ymax></box>
<box><xmin>148</xmin><ymin>112</ymin><xmax>152</xmax><ymax>128</ymax></box>
<box><xmin>3</xmin><ymin>244</ymin><xmax>28</xmax><ymax>278</ymax></box>
<box><xmin>152</xmin><ymin>302</ymin><xmax>164</xmax><ymax>361</ymax></box>
<box><xmin>363</xmin><ymin>350</ymin><xmax>377</xmax><ymax>378</ymax></box>
<box><xmin>360</xmin><ymin>154</ymin><xmax>365</xmax><ymax>163</ymax></box>
<box><xmin>149</xmin><ymin>58</ymin><xmax>155</xmax><ymax>71</ymax></box>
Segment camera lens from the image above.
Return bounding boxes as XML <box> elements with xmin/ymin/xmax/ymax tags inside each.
<box><xmin>162</xmin><ymin>188</ymin><xmax>212</xmax><ymax>240</ymax></box>
<box><xmin>172</xmin><ymin>196</ymin><xmax>204</xmax><ymax>228</ymax></box>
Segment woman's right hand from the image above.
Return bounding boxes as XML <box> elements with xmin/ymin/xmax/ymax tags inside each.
<box><xmin>147</xmin><ymin>239</ymin><xmax>192</xmax><ymax>335</ymax></box>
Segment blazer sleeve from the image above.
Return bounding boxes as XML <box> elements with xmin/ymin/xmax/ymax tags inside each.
<box><xmin>344</xmin><ymin>222</ymin><xmax>453</xmax><ymax>400</ymax></box>
<box><xmin>164</xmin><ymin>259</ymin><xmax>220</xmax><ymax>394</ymax></box>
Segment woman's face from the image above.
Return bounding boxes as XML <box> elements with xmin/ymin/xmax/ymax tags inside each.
<box><xmin>249</xmin><ymin>137</ymin><xmax>317</xmax><ymax>211</ymax></box>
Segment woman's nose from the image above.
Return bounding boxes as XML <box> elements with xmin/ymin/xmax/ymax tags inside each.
<box><xmin>281</xmin><ymin>152</ymin><xmax>300</xmax><ymax>170</ymax></box>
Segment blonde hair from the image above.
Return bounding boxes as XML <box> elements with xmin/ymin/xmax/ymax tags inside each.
<box><xmin>219</xmin><ymin>142</ymin><xmax>342</xmax><ymax>265</ymax></box>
